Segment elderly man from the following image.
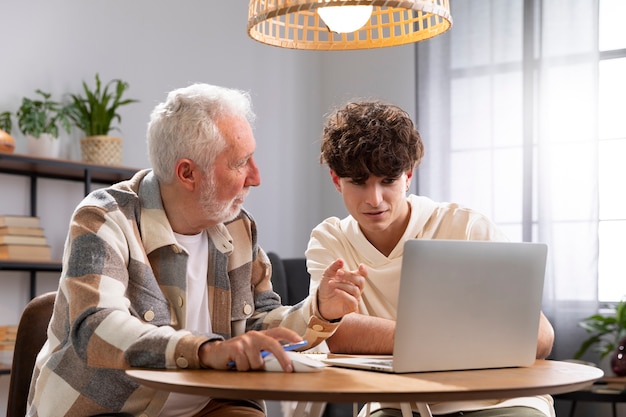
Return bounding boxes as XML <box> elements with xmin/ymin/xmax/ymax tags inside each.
<box><xmin>27</xmin><ymin>84</ymin><xmax>364</xmax><ymax>417</ymax></box>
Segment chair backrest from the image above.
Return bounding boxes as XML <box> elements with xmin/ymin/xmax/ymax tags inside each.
<box><xmin>6</xmin><ymin>291</ymin><xmax>56</xmax><ymax>417</ymax></box>
<box><xmin>267</xmin><ymin>252</ymin><xmax>310</xmax><ymax>305</ymax></box>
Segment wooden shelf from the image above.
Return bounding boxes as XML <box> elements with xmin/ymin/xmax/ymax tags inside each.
<box><xmin>0</xmin><ymin>152</ymin><xmax>140</xmax><ymax>299</ymax></box>
<box><xmin>0</xmin><ymin>260</ymin><xmax>62</xmax><ymax>272</ymax></box>
<box><xmin>0</xmin><ymin>363</ymin><xmax>10</xmax><ymax>375</ymax></box>
<box><xmin>0</xmin><ymin>152</ymin><xmax>139</xmax><ymax>185</ymax></box>
<box><xmin>0</xmin><ymin>153</ymin><xmax>140</xmax><ymax>378</ymax></box>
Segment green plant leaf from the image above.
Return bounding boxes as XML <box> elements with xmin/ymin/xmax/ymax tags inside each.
<box><xmin>575</xmin><ymin>299</ymin><xmax>626</xmax><ymax>360</ymax></box>
<box><xmin>0</xmin><ymin>111</ymin><xmax>12</xmax><ymax>133</ymax></box>
<box><xmin>66</xmin><ymin>73</ymin><xmax>138</xmax><ymax>137</ymax></box>
<box><xmin>16</xmin><ymin>90</ymin><xmax>70</xmax><ymax>138</ymax></box>
<box><xmin>574</xmin><ymin>334</ymin><xmax>602</xmax><ymax>359</ymax></box>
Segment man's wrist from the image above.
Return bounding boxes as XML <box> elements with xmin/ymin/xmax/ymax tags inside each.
<box><xmin>316</xmin><ymin>292</ymin><xmax>342</xmax><ymax>323</ymax></box>
<box><xmin>198</xmin><ymin>339</ymin><xmax>223</xmax><ymax>368</ymax></box>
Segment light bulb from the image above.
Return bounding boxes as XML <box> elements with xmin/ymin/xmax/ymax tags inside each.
<box><xmin>317</xmin><ymin>5</ymin><xmax>373</xmax><ymax>33</ymax></box>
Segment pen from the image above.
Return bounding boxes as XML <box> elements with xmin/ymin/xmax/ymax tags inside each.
<box><xmin>227</xmin><ymin>340</ymin><xmax>308</xmax><ymax>367</ymax></box>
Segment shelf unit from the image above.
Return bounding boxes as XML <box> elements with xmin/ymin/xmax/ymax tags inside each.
<box><xmin>0</xmin><ymin>152</ymin><xmax>139</xmax><ymax>299</ymax></box>
<box><xmin>0</xmin><ymin>153</ymin><xmax>139</xmax><ymax>375</ymax></box>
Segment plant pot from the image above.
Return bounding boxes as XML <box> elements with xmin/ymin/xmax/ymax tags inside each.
<box><xmin>80</xmin><ymin>135</ymin><xmax>122</xmax><ymax>166</ymax></box>
<box><xmin>611</xmin><ymin>337</ymin><xmax>626</xmax><ymax>376</ymax></box>
<box><xmin>27</xmin><ymin>133</ymin><xmax>61</xmax><ymax>159</ymax></box>
<box><xmin>0</xmin><ymin>129</ymin><xmax>15</xmax><ymax>153</ymax></box>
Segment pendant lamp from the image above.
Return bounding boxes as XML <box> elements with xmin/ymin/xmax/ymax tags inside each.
<box><xmin>247</xmin><ymin>0</ymin><xmax>452</xmax><ymax>51</ymax></box>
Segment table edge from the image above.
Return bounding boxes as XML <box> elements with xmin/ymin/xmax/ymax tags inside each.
<box><xmin>127</xmin><ymin>360</ymin><xmax>604</xmax><ymax>403</ymax></box>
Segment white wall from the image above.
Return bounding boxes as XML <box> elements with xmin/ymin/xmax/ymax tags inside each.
<box><xmin>0</xmin><ymin>1</ymin><xmax>415</xmax><ymax>415</ymax></box>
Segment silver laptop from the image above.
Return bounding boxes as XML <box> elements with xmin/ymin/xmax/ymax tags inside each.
<box><xmin>323</xmin><ymin>239</ymin><xmax>548</xmax><ymax>373</ymax></box>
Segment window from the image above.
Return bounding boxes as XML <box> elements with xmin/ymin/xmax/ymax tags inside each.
<box><xmin>598</xmin><ymin>0</ymin><xmax>626</xmax><ymax>301</ymax></box>
<box><xmin>416</xmin><ymin>0</ymin><xmax>625</xmax><ymax>306</ymax></box>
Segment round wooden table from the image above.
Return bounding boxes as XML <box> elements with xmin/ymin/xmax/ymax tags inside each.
<box><xmin>128</xmin><ymin>359</ymin><xmax>602</xmax><ymax>416</ymax></box>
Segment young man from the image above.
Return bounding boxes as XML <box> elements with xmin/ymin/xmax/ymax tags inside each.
<box><xmin>26</xmin><ymin>84</ymin><xmax>363</xmax><ymax>417</ymax></box>
<box><xmin>306</xmin><ymin>100</ymin><xmax>555</xmax><ymax>417</ymax></box>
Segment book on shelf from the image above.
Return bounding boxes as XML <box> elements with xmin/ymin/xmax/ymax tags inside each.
<box><xmin>592</xmin><ymin>385</ymin><xmax>626</xmax><ymax>394</ymax></box>
<box><xmin>0</xmin><ymin>226</ymin><xmax>45</xmax><ymax>237</ymax></box>
<box><xmin>0</xmin><ymin>325</ymin><xmax>17</xmax><ymax>342</ymax></box>
<box><xmin>599</xmin><ymin>376</ymin><xmax>626</xmax><ymax>390</ymax></box>
<box><xmin>0</xmin><ymin>215</ymin><xmax>41</xmax><ymax>228</ymax></box>
<box><xmin>0</xmin><ymin>341</ymin><xmax>14</xmax><ymax>366</ymax></box>
<box><xmin>0</xmin><ymin>243</ymin><xmax>51</xmax><ymax>261</ymax></box>
<box><xmin>0</xmin><ymin>325</ymin><xmax>17</xmax><ymax>365</ymax></box>
<box><xmin>0</xmin><ymin>234</ymin><xmax>47</xmax><ymax>245</ymax></box>
<box><xmin>0</xmin><ymin>341</ymin><xmax>14</xmax><ymax>351</ymax></box>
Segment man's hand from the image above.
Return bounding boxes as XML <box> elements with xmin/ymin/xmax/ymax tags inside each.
<box><xmin>317</xmin><ymin>259</ymin><xmax>366</xmax><ymax>321</ymax></box>
<box><xmin>199</xmin><ymin>327</ymin><xmax>303</xmax><ymax>371</ymax></box>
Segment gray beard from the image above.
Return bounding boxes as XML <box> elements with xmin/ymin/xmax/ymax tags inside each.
<box><xmin>199</xmin><ymin>176</ymin><xmax>241</xmax><ymax>224</ymax></box>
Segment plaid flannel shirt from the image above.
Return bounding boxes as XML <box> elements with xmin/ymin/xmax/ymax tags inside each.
<box><xmin>27</xmin><ymin>169</ymin><xmax>338</xmax><ymax>417</ymax></box>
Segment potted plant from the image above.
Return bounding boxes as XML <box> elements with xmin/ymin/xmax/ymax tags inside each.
<box><xmin>15</xmin><ymin>90</ymin><xmax>72</xmax><ymax>158</ymax></box>
<box><xmin>574</xmin><ymin>299</ymin><xmax>626</xmax><ymax>375</ymax></box>
<box><xmin>66</xmin><ymin>73</ymin><xmax>138</xmax><ymax>166</ymax></box>
<box><xmin>0</xmin><ymin>111</ymin><xmax>14</xmax><ymax>153</ymax></box>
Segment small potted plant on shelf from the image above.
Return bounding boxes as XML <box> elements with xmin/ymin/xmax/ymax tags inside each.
<box><xmin>66</xmin><ymin>73</ymin><xmax>138</xmax><ymax>166</ymax></box>
<box><xmin>15</xmin><ymin>90</ymin><xmax>72</xmax><ymax>159</ymax></box>
<box><xmin>0</xmin><ymin>111</ymin><xmax>15</xmax><ymax>154</ymax></box>
<box><xmin>575</xmin><ymin>298</ymin><xmax>626</xmax><ymax>375</ymax></box>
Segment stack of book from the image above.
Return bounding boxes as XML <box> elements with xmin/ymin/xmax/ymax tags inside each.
<box><xmin>593</xmin><ymin>376</ymin><xmax>626</xmax><ymax>394</ymax></box>
<box><xmin>0</xmin><ymin>324</ymin><xmax>17</xmax><ymax>365</ymax></box>
<box><xmin>0</xmin><ymin>215</ymin><xmax>51</xmax><ymax>261</ymax></box>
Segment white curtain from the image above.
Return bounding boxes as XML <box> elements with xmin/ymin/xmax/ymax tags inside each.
<box><xmin>415</xmin><ymin>0</ymin><xmax>600</xmax><ymax>362</ymax></box>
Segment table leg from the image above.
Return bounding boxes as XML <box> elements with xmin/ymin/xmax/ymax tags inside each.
<box><xmin>293</xmin><ymin>402</ymin><xmax>309</xmax><ymax>417</ymax></box>
<box><xmin>347</xmin><ymin>402</ymin><xmax>431</xmax><ymax>417</ymax></box>
<box><xmin>568</xmin><ymin>400</ymin><xmax>577</xmax><ymax>417</ymax></box>
<box><xmin>400</xmin><ymin>402</ymin><xmax>414</xmax><ymax>417</ymax></box>
<box><xmin>309</xmin><ymin>402</ymin><xmax>326</xmax><ymax>417</ymax></box>
<box><xmin>292</xmin><ymin>401</ymin><xmax>326</xmax><ymax>417</ymax></box>
<box><xmin>400</xmin><ymin>403</ymin><xmax>433</xmax><ymax>417</ymax></box>
<box><xmin>415</xmin><ymin>402</ymin><xmax>433</xmax><ymax>417</ymax></box>
<box><xmin>612</xmin><ymin>401</ymin><xmax>617</xmax><ymax>417</ymax></box>
<box><xmin>399</xmin><ymin>402</ymin><xmax>433</xmax><ymax>417</ymax></box>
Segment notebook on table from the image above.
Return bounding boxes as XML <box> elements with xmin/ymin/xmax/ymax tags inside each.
<box><xmin>323</xmin><ymin>239</ymin><xmax>548</xmax><ymax>373</ymax></box>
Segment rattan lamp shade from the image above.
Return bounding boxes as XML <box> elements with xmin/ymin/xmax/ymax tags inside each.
<box><xmin>247</xmin><ymin>0</ymin><xmax>452</xmax><ymax>51</ymax></box>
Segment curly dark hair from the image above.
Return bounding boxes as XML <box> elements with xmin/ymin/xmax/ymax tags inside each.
<box><xmin>320</xmin><ymin>100</ymin><xmax>424</xmax><ymax>181</ymax></box>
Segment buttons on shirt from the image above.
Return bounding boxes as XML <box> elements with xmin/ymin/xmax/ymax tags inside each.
<box><xmin>177</xmin><ymin>296</ymin><xmax>184</xmax><ymax>308</ymax></box>
<box><xmin>176</xmin><ymin>357</ymin><xmax>189</xmax><ymax>368</ymax></box>
<box><xmin>243</xmin><ymin>304</ymin><xmax>253</xmax><ymax>315</ymax></box>
<box><xmin>144</xmin><ymin>310</ymin><xmax>155</xmax><ymax>322</ymax></box>
<box><xmin>171</xmin><ymin>244</ymin><xmax>182</xmax><ymax>254</ymax></box>
<box><xmin>312</xmin><ymin>324</ymin><xmax>324</xmax><ymax>331</ymax></box>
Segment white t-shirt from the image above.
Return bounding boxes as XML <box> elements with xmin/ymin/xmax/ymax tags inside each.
<box><xmin>160</xmin><ymin>231</ymin><xmax>211</xmax><ymax>417</ymax></box>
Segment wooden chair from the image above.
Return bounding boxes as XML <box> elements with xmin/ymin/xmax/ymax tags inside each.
<box><xmin>6</xmin><ymin>291</ymin><xmax>56</xmax><ymax>417</ymax></box>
